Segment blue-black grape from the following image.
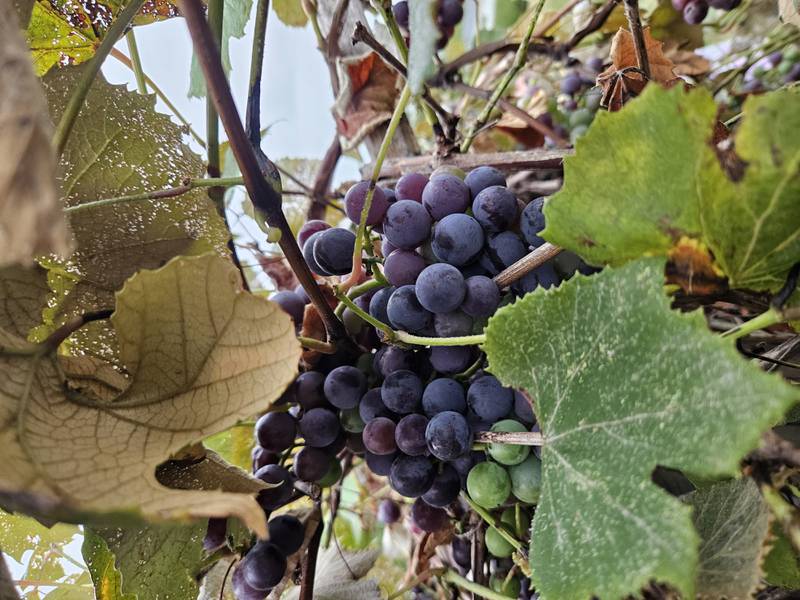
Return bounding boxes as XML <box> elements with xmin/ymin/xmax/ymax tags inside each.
<box><xmin>451</xmin><ymin>535</ymin><xmax>472</xmax><ymax>569</ymax></box>
<box><xmin>313</xmin><ymin>228</ymin><xmax>356</xmax><ymax>275</ymax></box>
<box><xmin>514</xmin><ymin>390</ymin><xmax>535</xmax><ymax>424</ymax></box>
<box><xmin>344</xmin><ymin>180</ymin><xmax>389</xmax><ymax>225</ymax></box>
<box><xmin>520</xmin><ymin>197</ymin><xmax>546</xmax><ymax>248</ymax></box>
<box><xmin>252</xmin><ymin>446</ymin><xmax>278</xmax><ymax>472</ymax></box>
<box><xmin>421</xmin><ymin>174</ymin><xmax>470</xmax><ymax>220</ymax></box>
<box><xmin>560</xmin><ymin>72</ymin><xmax>583</xmax><ymax>95</ymax></box>
<box><xmin>432</xmin><ymin>214</ymin><xmax>484</xmax><ymax>266</ymax></box>
<box><xmin>421</xmin><ymin>463</ymin><xmax>461</xmax><ymax>507</ymax></box>
<box><xmin>683</xmin><ymin>0</ymin><xmax>708</xmax><ymax>23</ymax></box>
<box><xmin>298</xmin><ymin>219</ymin><xmax>330</xmax><ymax>248</ymax></box>
<box><xmin>422</xmin><ymin>378</ymin><xmax>467</xmax><ymax>416</ymax></box>
<box><xmin>430</xmin><ymin>346</ymin><xmax>473</xmax><ymax>374</ymax></box>
<box><xmin>365</xmin><ymin>450</ymin><xmax>398</xmax><ymax>475</ymax></box>
<box><xmin>384</xmin><ymin>249</ymin><xmax>426</xmax><ymax>286</ymax></box>
<box><xmin>362</xmin><ymin>416</ymin><xmax>397</xmax><ymax>455</ymax></box>
<box><xmin>359</xmin><ymin>387</ymin><xmax>392</xmax><ymax>422</ymax></box>
<box><xmin>468</xmin><ymin>375</ymin><xmax>513</xmax><ymax>421</ymax></box>
<box><xmin>375</xmin><ymin>345</ymin><xmax>416</xmax><ymax>376</ymax></box>
<box><xmin>395</xmin><ymin>172</ymin><xmax>428</xmax><ymax>202</ymax></box>
<box><xmin>411</xmin><ymin>497</ymin><xmax>449</xmax><ymax>531</ymax></box>
<box><xmin>387</xmin><ymin>285</ymin><xmax>433</xmax><ymax>333</ymax></box>
<box><xmin>472</xmin><ymin>186</ymin><xmax>518</xmax><ymax>233</ymax></box>
<box><xmin>389</xmin><ymin>455</ymin><xmax>436</xmax><ymax>497</ymax></box>
<box><xmin>395</xmin><ymin>413</ymin><xmax>429</xmax><ymax>456</ymax></box>
<box><xmin>484</xmin><ymin>232</ymin><xmax>527</xmax><ymax>272</ymax></box>
<box><xmin>425</xmin><ymin>411</ymin><xmax>473</xmax><ymax>460</ymax></box>
<box><xmin>377</xmin><ymin>498</ymin><xmax>401</xmax><ymax>523</ymax></box>
<box><xmin>415</xmin><ymin>263</ymin><xmax>466</xmax><ymax>314</ymax></box>
<box><xmin>381</xmin><ymin>369</ymin><xmax>423</xmax><ymax>414</ymax></box>
<box><xmin>323</xmin><ymin>365</ymin><xmax>367</xmax><ymax>410</ymax></box>
<box><xmin>268</xmin><ymin>515</ymin><xmax>305</xmax><ymax>556</ymax></box>
<box><xmin>434</xmin><ymin>310</ymin><xmax>473</xmax><ymax>337</ymax></box>
<box><xmin>461</xmin><ymin>275</ymin><xmax>501</xmax><ymax>318</ymax></box>
<box><xmin>369</xmin><ymin>286</ymin><xmax>396</xmax><ymax>325</ymax></box>
<box><xmin>295</xmin><ymin>371</ymin><xmax>328</xmax><ymax>411</ymax></box>
<box><xmin>383</xmin><ymin>200</ymin><xmax>432</xmax><ymax>249</ymax></box>
<box><xmin>533</xmin><ymin>263</ymin><xmax>560</xmax><ymax>289</ymax></box>
<box><xmin>299</xmin><ymin>408</ymin><xmax>341</xmax><ymax>448</ymax></box>
<box><xmin>270</xmin><ymin>290</ymin><xmax>305</xmax><ymax>327</ymax></box>
<box><xmin>438</xmin><ymin>0</ymin><xmax>463</xmax><ymax>27</ymax></box>
<box><xmin>254</xmin><ymin>464</ymin><xmax>294</xmax><ymax>510</ymax></box>
<box><xmin>464</xmin><ymin>166</ymin><xmax>506</xmax><ymax>198</ymax></box>
<box><xmin>392</xmin><ymin>0</ymin><xmax>409</xmax><ymax>29</ymax></box>
<box><xmin>302</xmin><ymin>230</ymin><xmax>328</xmax><ymax>275</ymax></box>
<box><xmin>255</xmin><ymin>411</ymin><xmax>296</xmax><ymax>453</ymax></box>
<box><xmin>293</xmin><ymin>446</ymin><xmax>330</xmax><ymax>482</ymax></box>
<box><xmin>242</xmin><ymin>541</ymin><xmax>286</xmax><ymax>591</ymax></box>
<box><xmin>232</xmin><ymin>563</ymin><xmax>268</xmax><ymax>600</ymax></box>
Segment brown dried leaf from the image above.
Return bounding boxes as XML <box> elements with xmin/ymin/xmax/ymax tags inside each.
<box><xmin>0</xmin><ymin>2</ymin><xmax>71</xmax><ymax>266</ymax></box>
<box><xmin>299</xmin><ymin>283</ymin><xmax>338</xmax><ymax>367</ymax></box>
<box><xmin>334</xmin><ymin>52</ymin><xmax>400</xmax><ymax>150</ymax></box>
<box><xmin>666</xmin><ymin>238</ymin><xmax>728</xmax><ymax>296</ymax></box>
<box><xmin>662</xmin><ymin>41</ymin><xmax>711</xmax><ymax>77</ymax></box>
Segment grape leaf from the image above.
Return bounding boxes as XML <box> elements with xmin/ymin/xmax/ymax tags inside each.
<box><xmin>82</xmin><ymin>528</ymin><xmax>134</xmax><ymax>600</ymax></box>
<box><xmin>699</xmin><ymin>89</ymin><xmax>800</xmax><ymax>292</ymax></box>
<box><xmin>763</xmin><ymin>523</ymin><xmax>800</xmax><ymax>589</ymax></box>
<box><xmin>542</xmin><ymin>85</ymin><xmax>714</xmax><ymax>267</ymax></box>
<box><xmin>484</xmin><ymin>258</ymin><xmax>798</xmax><ymax>599</ymax></box>
<box><xmin>204</xmin><ymin>426</ymin><xmax>254</xmax><ymax>472</ymax></box>
<box><xmin>37</xmin><ymin>67</ymin><xmax>229</xmax><ymax>367</ymax></box>
<box><xmin>284</xmin><ymin>546</ymin><xmax>381</xmax><ymax>600</ymax></box>
<box><xmin>0</xmin><ymin>3</ymin><xmax>71</xmax><ymax>266</ymax></box>
<box><xmin>188</xmin><ymin>0</ymin><xmax>254</xmax><ymax>98</ymax></box>
<box><xmin>407</xmin><ymin>0</ymin><xmax>438</xmax><ymax>95</ymax></box>
<box><xmin>26</xmin><ymin>0</ymin><xmax>181</xmax><ymax>75</ymax></box>
<box><xmin>0</xmin><ymin>510</ymin><xmax>78</xmax><ymax>562</ymax></box>
<box><xmin>685</xmin><ymin>477</ymin><xmax>771</xmax><ymax>599</ymax></box>
<box><xmin>273</xmin><ymin>0</ymin><xmax>307</xmax><ymax>27</ymax></box>
<box><xmin>0</xmin><ymin>254</ymin><xmax>301</xmax><ymax>534</ymax></box>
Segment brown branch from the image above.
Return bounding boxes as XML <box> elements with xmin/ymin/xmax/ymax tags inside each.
<box><xmin>299</xmin><ymin>519</ymin><xmax>324</xmax><ymax>600</ymax></box>
<box><xmin>177</xmin><ymin>0</ymin><xmax>347</xmax><ymax>342</ymax></box>
<box><xmin>44</xmin><ymin>309</ymin><xmax>114</xmax><ymax>353</ymax></box>
<box><xmin>475</xmin><ymin>430</ymin><xmax>545</xmax><ymax>446</ymax></box>
<box><xmin>323</xmin><ymin>0</ymin><xmax>350</xmax><ymax>96</ymax></box>
<box><xmin>362</xmin><ymin>149</ymin><xmax>568</xmax><ymax>180</ymax></box>
<box><xmin>622</xmin><ymin>0</ymin><xmax>650</xmax><ymax>79</ymax></box>
<box><xmin>494</xmin><ymin>242</ymin><xmax>563</xmax><ymax>289</ymax></box>
<box><xmin>309</xmin><ymin>135</ymin><xmax>342</xmax><ymax>220</ymax></box>
<box><xmin>564</xmin><ymin>0</ymin><xmax>620</xmax><ymax>52</ymax></box>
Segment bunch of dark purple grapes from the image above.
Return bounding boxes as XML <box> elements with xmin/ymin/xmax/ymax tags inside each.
<box><xmin>392</xmin><ymin>0</ymin><xmax>464</xmax><ymax>49</ymax></box>
<box><xmin>672</xmin><ymin>0</ymin><xmax>740</xmax><ymax>25</ymax></box>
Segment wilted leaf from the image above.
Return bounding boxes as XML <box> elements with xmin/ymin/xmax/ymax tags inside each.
<box><xmin>0</xmin><ymin>265</ymin><xmax>49</xmax><ymax>338</ymax></box>
<box><xmin>665</xmin><ymin>238</ymin><xmax>727</xmax><ymax>296</ymax></box>
<box><xmin>685</xmin><ymin>478</ymin><xmax>771</xmax><ymax>599</ymax></box>
<box><xmin>197</xmin><ymin>557</ymin><xmax>236</xmax><ymax>600</ymax></box>
<box><xmin>188</xmin><ymin>0</ymin><xmax>254</xmax><ymax>98</ymax></box>
<box><xmin>0</xmin><ymin>254</ymin><xmax>301</xmax><ymax>534</ymax></box>
<box><xmin>273</xmin><ymin>0</ymin><xmax>307</xmax><ymax>27</ymax></box>
<box><xmin>699</xmin><ymin>88</ymin><xmax>800</xmax><ymax>292</ymax></box>
<box><xmin>284</xmin><ymin>545</ymin><xmax>381</xmax><ymax>600</ymax></box>
<box><xmin>662</xmin><ymin>41</ymin><xmax>710</xmax><ymax>77</ymax></box>
<box><xmin>543</xmin><ymin>85</ymin><xmax>714</xmax><ymax>266</ymax></box>
<box><xmin>484</xmin><ymin>258</ymin><xmax>798</xmax><ymax>599</ymax></box>
<box><xmin>407</xmin><ymin>0</ymin><xmax>438</xmax><ymax>95</ymax></box>
<box><xmin>26</xmin><ymin>0</ymin><xmax>181</xmax><ymax>75</ymax></box>
<box><xmin>334</xmin><ymin>52</ymin><xmax>400</xmax><ymax>150</ymax></box>
<box><xmin>38</xmin><ymin>67</ymin><xmax>229</xmax><ymax>366</ymax></box>
<box><xmin>0</xmin><ymin>3</ymin><xmax>70</xmax><ymax>266</ymax></box>
<box><xmin>779</xmin><ymin>0</ymin><xmax>800</xmax><ymax>27</ymax></box>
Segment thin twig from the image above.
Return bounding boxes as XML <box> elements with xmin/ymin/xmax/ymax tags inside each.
<box><xmin>622</xmin><ymin>0</ymin><xmax>650</xmax><ymax>79</ymax></box>
<box><xmin>246</xmin><ymin>0</ymin><xmax>270</xmax><ymax>147</ymax></box>
<box><xmin>43</xmin><ymin>310</ymin><xmax>114</xmax><ymax>353</ymax></box>
<box><xmin>299</xmin><ymin>518</ymin><xmax>323</xmax><ymax>600</ymax></box>
<box><xmin>460</xmin><ymin>0</ymin><xmax>547</xmax><ymax>152</ymax></box>
<box><xmin>206</xmin><ymin>0</ymin><xmax>225</xmax><ymax>217</ymax></box>
<box><xmin>534</xmin><ymin>0</ymin><xmax>582</xmax><ymax>36</ymax></box>
<box><xmin>125</xmin><ymin>29</ymin><xmax>147</xmax><ymax>94</ymax></box>
<box><xmin>54</xmin><ymin>0</ymin><xmax>147</xmax><ymax>157</ymax></box>
<box><xmin>178</xmin><ymin>0</ymin><xmax>347</xmax><ymax>342</ymax></box>
<box><xmin>309</xmin><ymin>135</ymin><xmax>342</xmax><ymax>220</ymax></box>
<box><xmin>494</xmin><ymin>242</ymin><xmax>563</xmax><ymax>288</ymax></box>
<box><xmin>474</xmin><ymin>430</ymin><xmax>544</xmax><ymax>446</ymax></box>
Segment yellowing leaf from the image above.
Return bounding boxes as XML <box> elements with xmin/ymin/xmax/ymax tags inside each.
<box><xmin>273</xmin><ymin>0</ymin><xmax>308</xmax><ymax>27</ymax></box>
<box><xmin>0</xmin><ymin>254</ymin><xmax>301</xmax><ymax>535</ymax></box>
<box><xmin>0</xmin><ymin>4</ymin><xmax>71</xmax><ymax>266</ymax></box>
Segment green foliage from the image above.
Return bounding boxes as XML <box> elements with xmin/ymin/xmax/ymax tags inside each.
<box><xmin>273</xmin><ymin>0</ymin><xmax>308</xmax><ymax>27</ymax></box>
<box><xmin>763</xmin><ymin>522</ymin><xmax>800</xmax><ymax>589</ymax></box>
<box><xmin>82</xmin><ymin>528</ymin><xmax>134</xmax><ymax>600</ymax></box>
<box><xmin>484</xmin><ymin>258</ymin><xmax>798</xmax><ymax>599</ymax></box>
<box><xmin>407</xmin><ymin>0</ymin><xmax>439</xmax><ymax>95</ymax></box>
<box><xmin>543</xmin><ymin>86</ymin><xmax>800</xmax><ymax>294</ymax></box>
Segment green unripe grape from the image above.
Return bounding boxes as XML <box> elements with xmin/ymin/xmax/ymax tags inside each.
<box><xmin>490</xmin><ymin>574</ymin><xmax>521</xmax><ymax>598</ymax></box>
<box><xmin>466</xmin><ymin>462</ymin><xmax>511</xmax><ymax>509</ymax></box>
<box><xmin>488</xmin><ymin>420</ymin><xmax>530</xmax><ymax>466</ymax></box>
<box><xmin>430</xmin><ymin>165</ymin><xmax>466</xmax><ymax>180</ymax></box>
<box><xmin>569</xmin><ymin>107</ymin><xmax>594</xmax><ymax>128</ymax></box>
<box><xmin>485</xmin><ymin>525</ymin><xmax>515</xmax><ymax>557</ymax></box>
<box><xmin>785</xmin><ymin>46</ymin><xmax>800</xmax><ymax>62</ymax></box>
<box><xmin>318</xmin><ymin>459</ymin><xmax>342</xmax><ymax>487</ymax></box>
<box><xmin>509</xmin><ymin>455</ymin><xmax>542</xmax><ymax>504</ymax></box>
<box><xmin>584</xmin><ymin>88</ymin><xmax>602</xmax><ymax>112</ymax></box>
<box><xmin>778</xmin><ymin>60</ymin><xmax>794</xmax><ymax>76</ymax></box>
<box><xmin>340</xmin><ymin>407</ymin><xmax>365</xmax><ymax>433</ymax></box>
<box><xmin>570</xmin><ymin>124</ymin><xmax>589</xmax><ymax>144</ymax></box>
<box><xmin>501</xmin><ymin>505</ymin><xmax>531</xmax><ymax>537</ymax></box>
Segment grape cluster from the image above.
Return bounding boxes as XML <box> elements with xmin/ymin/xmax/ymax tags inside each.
<box><xmin>740</xmin><ymin>46</ymin><xmax>800</xmax><ymax>94</ymax></box>
<box><xmin>392</xmin><ymin>0</ymin><xmax>464</xmax><ymax>49</ymax></box>
<box><xmin>672</xmin><ymin>0</ymin><xmax>740</xmax><ymax>25</ymax></box>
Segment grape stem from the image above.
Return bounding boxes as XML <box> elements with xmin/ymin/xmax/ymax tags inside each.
<box><xmin>442</xmin><ymin>569</ymin><xmax>519</xmax><ymax>600</ymax></box>
<box><xmin>461</xmin><ymin>494</ymin><xmax>523</xmax><ymax>552</ymax></box>
<box><xmin>622</xmin><ymin>0</ymin><xmax>651</xmax><ymax>80</ymax></box>
<box><xmin>334</xmin><ymin>278</ymin><xmax>386</xmax><ymax>318</ymax></box>
<box><xmin>474</xmin><ymin>430</ymin><xmax>544</xmax><ymax>446</ymax></box>
<box><xmin>246</xmin><ymin>0</ymin><xmax>270</xmax><ymax>148</ymax></box>
<box><xmin>494</xmin><ymin>242</ymin><xmax>563</xmax><ymax>288</ymax></box>
<box><xmin>721</xmin><ymin>306</ymin><xmax>800</xmax><ymax>341</ymax></box>
<box><xmin>340</xmin><ymin>83</ymin><xmax>413</xmax><ymax>292</ymax></box>
<box><xmin>459</xmin><ymin>0</ymin><xmax>548</xmax><ymax>153</ymax></box>
<box><xmin>205</xmin><ymin>0</ymin><xmax>225</xmax><ymax>218</ymax></box>
<box><xmin>394</xmin><ymin>331</ymin><xmax>487</xmax><ymax>347</ymax></box>
<box><xmin>125</xmin><ymin>30</ymin><xmax>147</xmax><ymax>94</ymax></box>
<box><xmin>296</xmin><ymin>336</ymin><xmax>337</xmax><ymax>354</ymax></box>
<box><xmin>387</xmin><ymin>568</ymin><xmax>445</xmax><ymax>600</ymax></box>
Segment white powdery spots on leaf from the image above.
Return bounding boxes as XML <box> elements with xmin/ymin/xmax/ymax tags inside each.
<box><xmin>484</xmin><ymin>257</ymin><xmax>798</xmax><ymax>600</ymax></box>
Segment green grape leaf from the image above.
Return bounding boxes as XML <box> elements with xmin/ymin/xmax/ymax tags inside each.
<box><xmin>203</xmin><ymin>426</ymin><xmax>254</xmax><ymax>472</ymax></box>
<box><xmin>685</xmin><ymin>477</ymin><xmax>771</xmax><ymax>599</ymax></box>
<box><xmin>407</xmin><ymin>0</ymin><xmax>439</xmax><ymax>95</ymax></box>
<box><xmin>273</xmin><ymin>0</ymin><xmax>308</xmax><ymax>27</ymax></box>
<box><xmin>37</xmin><ymin>67</ymin><xmax>229</xmax><ymax>367</ymax></box>
<box><xmin>0</xmin><ymin>5</ymin><xmax>71</xmax><ymax>267</ymax></box>
<box><xmin>26</xmin><ymin>0</ymin><xmax>181</xmax><ymax>75</ymax></box>
<box><xmin>0</xmin><ymin>254</ymin><xmax>301</xmax><ymax>534</ymax></box>
<box><xmin>699</xmin><ymin>89</ymin><xmax>800</xmax><ymax>292</ymax></box>
<box><xmin>763</xmin><ymin>523</ymin><xmax>800</xmax><ymax>589</ymax></box>
<box><xmin>542</xmin><ymin>85</ymin><xmax>714</xmax><ymax>267</ymax></box>
<box><xmin>484</xmin><ymin>258</ymin><xmax>798</xmax><ymax>599</ymax></box>
<box><xmin>84</xmin><ymin>524</ymin><xmax>206</xmax><ymax>600</ymax></box>
<box><xmin>188</xmin><ymin>0</ymin><xmax>254</xmax><ymax>98</ymax></box>
<box><xmin>0</xmin><ymin>510</ymin><xmax>79</xmax><ymax>563</ymax></box>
